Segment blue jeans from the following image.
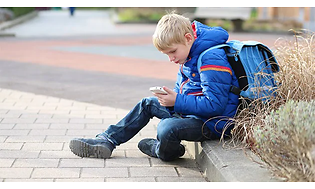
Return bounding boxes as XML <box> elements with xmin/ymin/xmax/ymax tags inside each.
<box><xmin>97</xmin><ymin>97</ymin><xmax>212</xmax><ymax>161</ymax></box>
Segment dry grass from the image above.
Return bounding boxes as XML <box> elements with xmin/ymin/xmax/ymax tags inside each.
<box><xmin>226</xmin><ymin>30</ymin><xmax>315</xmax><ymax>181</ymax></box>
<box><xmin>275</xmin><ymin>30</ymin><xmax>315</xmax><ymax>101</ymax></box>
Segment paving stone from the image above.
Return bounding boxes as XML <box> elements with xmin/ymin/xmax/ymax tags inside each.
<box><xmin>0</xmin><ymin>159</ymin><xmax>15</xmax><ymax>167</ymax></box>
<box><xmin>69</xmin><ymin>118</ymin><xmax>102</xmax><ymax>124</ymax></box>
<box><xmin>20</xmin><ymin>114</ymin><xmax>53</xmax><ymax>119</ymax></box>
<box><xmin>106</xmin><ymin>177</ymin><xmax>156</xmax><ymax>182</ymax></box>
<box><xmin>53</xmin><ymin>114</ymin><xmax>85</xmax><ymax>118</ymax></box>
<box><xmin>0</xmin><ymin>150</ymin><xmax>40</xmax><ymax>158</ymax></box>
<box><xmin>0</xmin><ymin>129</ymin><xmax>30</xmax><ymax>136</ymax></box>
<box><xmin>5</xmin><ymin>135</ymin><xmax>46</xmax><ymax>143</ymax></box>
<box><xmin>32</xmin><ymin>168</ymin><xmax>80</xmax><ymax>178</ymax></box>
<box><xmin>69</xmin><ymin>110</ymin><xmax>100</xmax><ymax>115</ymax></box>
<box><xmin>81</xmin><ymin>168</ymin><xmax>128</xmax><ymax>178</ymax></box>
<box><xmin>13</xmin><ymin>159</ymin><xmax>59</xmax><ymax>168</ymax></box>
<box><xmin>0</xmin><ymin>168</ymin><xmax>33</xmax><ymax>178</ymax></box>
<box><xmin>7</xmin><ymin>110</ymin><xmax>39</xmax><ymax>116</ymax></box>
<box><xmin>85</xmin><ymin>114</ymin><xmax>108</xmax><ymax>119</ymax></box>
<box><xmin>102</xmin><ymin>119</ymin><xmax>122</xmax><ymax>125</ymax></box>
<box><xmin>21</xmin><ymin>143</ymin><xmax>63</xmax><ymax>151</ymax></box>
<box><xmin>26</xmin><ymin>106</ymin><xmax>57</xmax><ymax>110</ymax></box>
<box><xmin>1</xmin><ymin>118</ymin><xmax>36</xmax><ymax>124</ymax></box>
<box><xmin>176</xmin><ymin>167</ymin><xmax>205</xmax><ymax>177</ymax></box>
<box><xmin>0</xmin><ymin>114</ymin><xmax>21</xmax><ymax>119</ymax></box>
<box><xmin>35</xmin><ymin>118</ymin><xmax>69</xmax><ymax>124</ymax></box>
<box><xmin>0</xmin><ymin>123</ymin><xmax>15</xmax><ymax>130</ymax></box>
<box><xmin>4</xmin><ymin>179</ymin><xmax>54</xmax><ymax>182</ymax></box>
<box><xmin>0</xmin><ymin>136</ymin><xmax>7</xmax><ymax>142</ymax></box>
<box><xmin>129</xmin><ymin>167</ymin><xmax>178</xmax><ymax>177</ymax></box>
<box><xmin>59</xmin><ymin>158</ymin><xmax>105</xmax><ymax>168</ymax></box>
<box><xmin>0</xmin><ymin>143</ymin><xmax>23</xmax><ymax>150</ymax></box>
<box><xmin>28</xmin><ymin>129</ymin><xmax>66</xmax><ymax>136</ymax></box>
<box><xmin>86</xmin><ymin>106</ymin><xmax>118</xmax><ymax>111</ymax></box>
<box><xmin>49</xmin><ymin>123</ymin><xmax>85</xmax><ymax>129</ymax></box>
<box><xmin>156</xmin><ymin>177</ymin><xmax>207</xmax><ymax>182</ymax></box>
<box><xmin>39</xmin><ymin>110</ymin><xmax>70</xmax><ymax>114</ymax></box>
<box><xmin>1</xmin><ymin>106</ymin><xmax>27</xmax><ymax>111</ymax></box>
<box><xmin>56</xmin><ymin>106</ymin><xmax>87</xmax><ymax>111</ymax></box>
<box><xmin>105</xmin><ymin>157</ymin><xmax>150</xmax><ymax>167</ymax></box>
<box><xmin>45</xmin><ymin>135</ymin><xmax>74</xmax><ymax>143</ymax></box>
<box><xmin>66</xmin><ymin>129</ymin><xmax>101</xmax><ymax>136</ymax></box>
<box><xmin>116</xmin><ymin>142</ymin><xmax>139</xmax><ymax>150</ymax></box>
<box><xmin>0</xmin><ymin>110</ymin><xmax>8</xmax><ymax>114</ymax></box>
<box><xmin>125</xmin><ymin>149</ymin><xmax>149</xmax><ymax>158</ymax></box>
<box><xmin>111</xmin><ymin>149</ymin><xmax>126</xmax><ymax>158</ymax></box>
<box><xmin>63</xmin><ymin>142</ymin><xmax>70</xmax><ymax>151</ymax></box>
<box><xmin>0</xmin><ymin>124</ymin><xmax>15</xmax><ymax>129</ymax></box>
<box><xmin>55</xmin><ymin>178</ymin><xmax>105</xmax><ymax>182</ymax></box>
<box><xmin>0</xmin><ymin>113</ymin><xmax>21</xmax><ymax>120</ymax></box>
<box><xmin>16</xmin><ymin>102</ymin><xmax>44</xmax><ymax>106</ymax></box>
<box><xmin>13</xmin><ymin>123</ymin><xmax>50</xmax><ymax>129</ymax></box>
<box><xmin>39</xmin><ymin>151</ymin><xmax>81</xmax><ymax>159</ymax></box>
<box><xmin>85</xmin><ymin>123</ymin><xmax>109</xmax><ymax>130</ymax></box>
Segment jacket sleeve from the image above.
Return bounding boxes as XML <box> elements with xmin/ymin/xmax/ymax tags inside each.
<box><xmin>174</xmin><ymin>49</ymin><xmax>232</xmax><ymax>118</ymax></box>
<box><xmin>173</xmin><ymin>69</ymin><xmax>181</xmax><ymax>93</ymax></box>
<box><xmin>166</xmin><ymin>68</ymin><xmax>181</xmax><ymax>114</ymax></box>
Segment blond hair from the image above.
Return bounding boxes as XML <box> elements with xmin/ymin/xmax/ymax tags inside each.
<box><xmin>153</xmin><ymin>13</ymin><xmax>194</xmax><ymax>51</ymax></box>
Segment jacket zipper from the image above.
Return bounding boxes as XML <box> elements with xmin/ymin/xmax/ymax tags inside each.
<box><xmin>179</xmin><ymin>64</ymin><xmax>189</xmax><ymax>94</ymax></box>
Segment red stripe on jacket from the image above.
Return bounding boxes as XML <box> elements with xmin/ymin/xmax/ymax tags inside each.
<box><xmin>200</xmin><ymin>65</ymin><xmax>232</xmax><ymax>75</ymax></box>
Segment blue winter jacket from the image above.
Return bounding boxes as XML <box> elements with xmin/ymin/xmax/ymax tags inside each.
<box><xmin>171</xmin><ymin>21</ymin><xmax>239</xmax><ymax>137</ymax></box>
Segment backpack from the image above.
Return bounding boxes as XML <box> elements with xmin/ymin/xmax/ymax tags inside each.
<box><xmin>197</xmin><ymin>40</ymin><xmax>280</xmax><ymax>102</ymax></box>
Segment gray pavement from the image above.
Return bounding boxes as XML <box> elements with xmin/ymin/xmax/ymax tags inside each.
<box><xmin>0</xmin><ymin>59</ymin><xmax>174</xmax><ymax>110</ymax></box>
<box><xmin>3</xmin><ymin>9</ymin><xmax>157</xmax><ymax>38</ymax></box>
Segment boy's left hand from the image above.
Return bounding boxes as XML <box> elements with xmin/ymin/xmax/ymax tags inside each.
<box><xmin>153</xmin><ymin>86</ymin><xmax>177</xmax><ymax>107</ymax></box>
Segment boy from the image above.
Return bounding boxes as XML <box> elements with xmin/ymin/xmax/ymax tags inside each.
<box><xmin>69</xmin><ymin>13</ymin><xmax>239</xmax><ymax>161</ymax></box>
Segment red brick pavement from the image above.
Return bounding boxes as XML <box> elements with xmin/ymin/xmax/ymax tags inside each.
<box><xmin>0</xmin><ymin>32</ymin><xmax>285</xmax><ymax>81</ymax></box>
<box><xmin>0</xmin><ymin>36</ymin><xmax>179</xmax><ymax>81</ymax></box>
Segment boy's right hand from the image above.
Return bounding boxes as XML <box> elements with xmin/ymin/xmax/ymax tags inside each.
<box><xmin>153</xmin><ymin>86</ymin><xmax>177</xmax><ymax>107</ymax></box>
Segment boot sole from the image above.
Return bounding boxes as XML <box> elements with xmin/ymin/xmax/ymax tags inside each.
<box><xmin>69</xmin><ymin>139</ymin><xmax>112</xmax><ymax>159</ymax></box>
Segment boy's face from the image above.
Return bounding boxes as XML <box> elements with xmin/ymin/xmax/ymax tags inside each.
<box><xmin>161</xmin><ymin>33</ymin><xmax>194</xmax><ymax>65</ymax></box>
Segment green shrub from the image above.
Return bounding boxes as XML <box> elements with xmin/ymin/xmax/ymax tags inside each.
<box><xmin>206</xmin><ymin>19</ymin><xmax>233</xmax><ymax>31</ymax></box>
<box><xmin>253</xmin><ymin>100</ymin><xmax>315</xmax><ymax>181</ymax></box>
<box><xmin>6</xmin><ymin>7</ymin><xmax>35</xmax><ymax>18</ymax></box>
<box><xmin>117</xmin><ymin>8</ymin><xmax>163</xmax><ymax>23</ymax></box>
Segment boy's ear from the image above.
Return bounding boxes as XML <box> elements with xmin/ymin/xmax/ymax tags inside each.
<box><xmin>184</xmin><ymin>33</ymin><xmax>194</xmax><ymax>44</ymax></box>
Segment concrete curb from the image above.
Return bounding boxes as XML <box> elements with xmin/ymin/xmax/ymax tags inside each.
<box><xmin>184</xmin><ymin>140</ymin><xmax>281</xmax><ymax>182</ymax></box>
<box><xmin>0</xmin><ymin>11</ymin><xmax>38</xmax><ymax>37</ymax></box>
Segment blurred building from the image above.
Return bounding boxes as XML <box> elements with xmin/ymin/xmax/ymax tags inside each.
<box><xmin>257</xmin><ymin>7</ymin><xmax>315</xmax><ymax>31</ymax></box>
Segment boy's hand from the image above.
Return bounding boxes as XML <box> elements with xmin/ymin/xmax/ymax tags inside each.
<box><xmin>153</xmin><ymin>86</ymin><xmax>177</xmax><ymax>107</ymax></box>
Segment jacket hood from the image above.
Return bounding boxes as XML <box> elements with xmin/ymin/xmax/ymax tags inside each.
<box><xmin>189</xmin><ymin>21</ymin><xmax>229</xmax><ymax>57</ymax></box>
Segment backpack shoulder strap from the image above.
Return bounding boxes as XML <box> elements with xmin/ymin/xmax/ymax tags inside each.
<box><xmin>197</xmin><ymin>44</ymin><xmax>230</xmax><ymax>73</ymax></box>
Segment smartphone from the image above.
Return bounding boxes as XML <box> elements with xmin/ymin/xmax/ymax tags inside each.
<box><xmin>149</xmin><ymin>86</ymin><xmax>167</xmax><ymax>95</ymax></box>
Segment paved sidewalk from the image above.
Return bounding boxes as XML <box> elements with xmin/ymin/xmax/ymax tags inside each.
<box><xmin>0</xmin><ymin>87</ymin><xmax>207</xmax><ymax>182</ymax></box>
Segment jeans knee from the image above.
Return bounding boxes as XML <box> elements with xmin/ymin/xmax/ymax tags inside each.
<box><xmin>157</xmin><ymin>119</ymin><xmax>176</xmax><ymax>141</ymax></box>
<box><xmin>140</xmin><ymin>97</ymin><xmax>159</xmax><ymax>108</ymax></box>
